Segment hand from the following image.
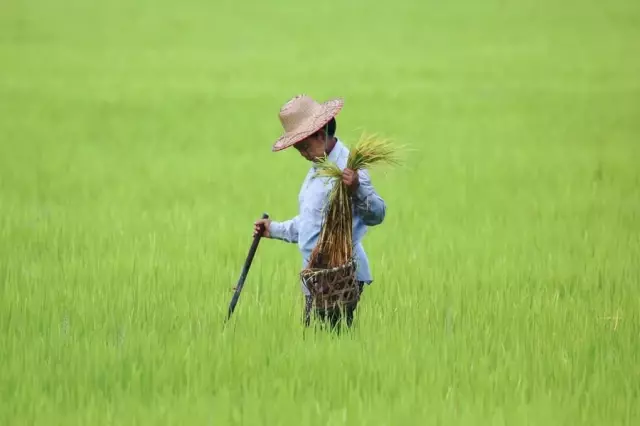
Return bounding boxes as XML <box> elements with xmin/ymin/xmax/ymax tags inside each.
<box><xmin>253</xmin><ymin>218</ymin><xmax>272</xmax><ymax>238</ymax></box>
<box><xmin>342</xmin><ymin>168</ymin><xmax>360</xmax><ymax>194</ymax></box>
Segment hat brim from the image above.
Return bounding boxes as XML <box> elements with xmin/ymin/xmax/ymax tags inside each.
<box><xmin>271</xmin><ymin>98</ymin><xmax>344</xmax><ymax>152</ymax></box>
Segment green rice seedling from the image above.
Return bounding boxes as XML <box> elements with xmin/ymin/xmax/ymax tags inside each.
<box><xmin>309</xmin><ymin>132</ymin><xmax>402</xmax><ymax>269</ymax></box>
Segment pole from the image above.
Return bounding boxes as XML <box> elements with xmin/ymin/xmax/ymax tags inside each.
<box><xmin>226</xmin><ymin>212</ymin><xmax>269</xmax><ymax>321</ymax></box>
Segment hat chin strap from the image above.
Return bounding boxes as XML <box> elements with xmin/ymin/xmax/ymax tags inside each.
<box><xmin>323</xmin><ymin>125</ymin><xmax>330</xmax><ymax>156</ymax></box>
<box><xmin>323</xmin><ymin>128</ymin><xmax>327</xmax><ymax>154</ymax></box>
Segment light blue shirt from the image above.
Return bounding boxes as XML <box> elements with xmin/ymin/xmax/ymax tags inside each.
<box><xmin>269</xmin><ymin>139</ymin><xmax>387</xmax><ymax>295</ymax></box>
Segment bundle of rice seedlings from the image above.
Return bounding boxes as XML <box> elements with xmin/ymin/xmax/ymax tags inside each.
<box><xmin>301</xmin><ymin>133</ymin><xmax>401</xmax><ymax>308</ymax></box>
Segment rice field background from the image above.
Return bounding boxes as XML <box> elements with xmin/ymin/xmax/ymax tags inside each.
<box><xmin>1</xmin><ymin>0</ymin><xmax>639</xmax><ymax>424</ymax></box>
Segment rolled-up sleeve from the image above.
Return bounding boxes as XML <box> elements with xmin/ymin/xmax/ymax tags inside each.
<box><xmin>352</xmin><ymin>169</ymin><xmax>386</xmax><ymax>226</ymax></box>
<box><xmin>269</xmin><ymin>216</ymin><xmax>299</xmax><ymax>243</ymax></box>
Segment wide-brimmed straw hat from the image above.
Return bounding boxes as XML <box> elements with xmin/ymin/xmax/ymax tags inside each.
<box><xmin>272</xmin><ymin>94</ymin><xmax>344</xmax><ymax>152</ymax></box>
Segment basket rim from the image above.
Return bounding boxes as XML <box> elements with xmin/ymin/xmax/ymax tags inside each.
<box><xmin>300</xmin><ymin>257</ymin><xmax>357</xmax><ymax>278</ymax></box>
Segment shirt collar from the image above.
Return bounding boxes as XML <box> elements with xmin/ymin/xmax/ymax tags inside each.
<box><xmin>313</xmin><ymin>138</ymin><xmax>344</xmax><ymax>169</ymax></box>
<box><xmin>328</xmin><ymin>138</ymin><xmax>344</xmax><ymax>163</ymax></box>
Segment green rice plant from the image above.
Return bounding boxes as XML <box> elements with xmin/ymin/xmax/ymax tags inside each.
<box><xmin>308</xmin><ymin>133</ymin><xmax>402</xmax><ymax>269</ymax></box>
<box><xmin>2</xmin><ymin>0</ymin><xmax>639</xmax><ymax>423</ymax></box>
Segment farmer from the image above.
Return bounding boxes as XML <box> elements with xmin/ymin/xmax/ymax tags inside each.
<box><xmin>253</xmin><ymin>94</ymin><xmax>387</xmax><ymax>329</ymax></box>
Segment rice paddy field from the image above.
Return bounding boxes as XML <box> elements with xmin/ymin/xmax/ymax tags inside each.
<box><xmin>1</xmin><ymin>0</ymin><xmax>640</xmax><ymax>424</ymax></box>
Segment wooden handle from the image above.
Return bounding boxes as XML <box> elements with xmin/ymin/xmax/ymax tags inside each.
<box><xmin>226</xmin><ymin>212</ymin><xmax>269</xmax><ymax>321</ymax></box>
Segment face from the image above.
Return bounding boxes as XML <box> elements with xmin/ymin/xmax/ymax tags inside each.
<box><xmin>293</xmin><ymin>133</ymin><xmax>325</xmax><ymax>161</ymax></box>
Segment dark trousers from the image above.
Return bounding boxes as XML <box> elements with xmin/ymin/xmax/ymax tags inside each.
<box><xmin>304</xmin><ymin>282</ymin><xmax>365</xmax><ymax>332</ymax></box>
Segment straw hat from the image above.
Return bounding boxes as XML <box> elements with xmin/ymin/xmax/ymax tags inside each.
<box><xmin>272</xmin><ymin>94</ymin><xmax>344</xmax><ymax>152</ymax></box>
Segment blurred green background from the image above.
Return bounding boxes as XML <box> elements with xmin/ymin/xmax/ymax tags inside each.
<box><xmin>1</xmin><ymin>1</ymin><xmax>639</xmax><ymax>425</ymax></box>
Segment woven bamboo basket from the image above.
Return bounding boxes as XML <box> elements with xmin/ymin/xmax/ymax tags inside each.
<box><xmin>300</xmin><ymin>256</ymin><xmax>359</xmax><ymax>312</ymax></box>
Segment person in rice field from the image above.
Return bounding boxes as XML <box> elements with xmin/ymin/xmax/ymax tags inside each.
<box><xmin>253</xmin><ymin>94</ymin><xmax>387</xmax><ymax>330</ymax></box>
